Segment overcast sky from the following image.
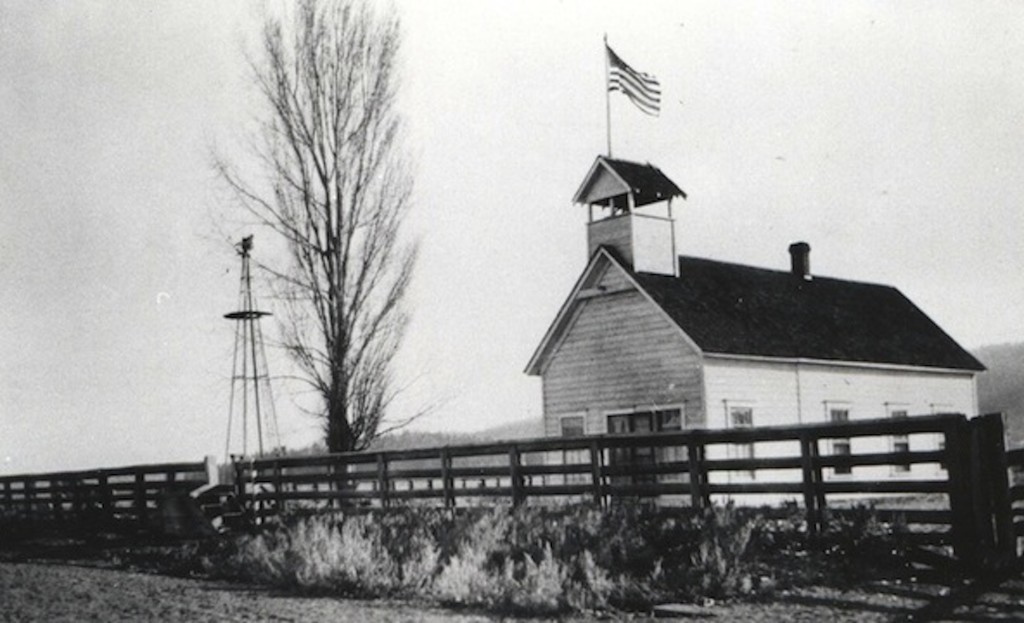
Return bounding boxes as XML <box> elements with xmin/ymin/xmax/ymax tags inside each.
<box><xmin>2</xmin><ymin>1</ymin><xmax>1023</xmax><ymax>474</ymax></box>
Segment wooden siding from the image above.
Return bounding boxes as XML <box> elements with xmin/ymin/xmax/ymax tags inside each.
<box><xmin>587</xmin><ymin>215</ymin><xmax>632</xmax><ymax>263</ymax></box>
<box><xmin>578</xmin><ymin>165</ymin><xmax>627</xmax><ymax>204</ymax></box>
<box><xmin>702</xmin><ymin>357</ymin><xmax>978</xmax><ymax>486</ymax></box>
<box><xmin>542</xmin><ymin>263</ymin><xmax>704</xmax><ymax>435</ymax></box>
<box><xmin>591</xmin><ymin>260</ymin><xmax>632</xmax><ymax>291</ymax></box>
<box><xmin>704</xmin><ymin>357</ymin><xmax>977</xmax><ymax>428</ymax></box>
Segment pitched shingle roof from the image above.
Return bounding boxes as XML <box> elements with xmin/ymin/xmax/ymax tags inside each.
<box><xmin>573</xmin><ymin>156</ymin><xmax>686</xmax><ymax>208</ymax></box>
<box><xmin>601</xmin><ymin>158</ymin><xmax>686</xmax><ymax>206</ymax></box>
<box><xmin>631</xmin><ymin>256</ymin><xmax>984</xmax><ymax>371</ymax></box>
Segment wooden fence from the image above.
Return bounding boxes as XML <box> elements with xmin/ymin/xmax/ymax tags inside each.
<box><xmin>231</xmin><ymin>412</ymin><xmax>1017</xmax><ymax>568</ymax></box>
<box><xmin>0</xmin><ymin>458</ymin><xmax>217</xmax><ymax>531</ymax></box>
<box><xmin>1</xmin><ymin>413</ymin><xmax>1019</xmax><ymax>569</ymax></box>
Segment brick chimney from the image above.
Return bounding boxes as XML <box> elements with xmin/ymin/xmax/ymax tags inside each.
<box><xmin>788</xmin><ymin>242</ymin><xmax>811</xmax><ymax>280</ymax></box>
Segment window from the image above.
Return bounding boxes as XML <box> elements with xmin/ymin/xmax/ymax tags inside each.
<box><xmin>729</xmin><ymin>406</ymin><xmax>755</xmax><ymax>478</ymax></box>
<box><xmin>890</xmin><ymin>409</ymin><xmax>911</xmax><ymax>474</ymax></box>
<box><xmin>606</xmin><ymin>409</ymin><xmax>681</xmax><ymax>435</ymax></box>
<box><xmin>659</xmin><ymin>409</ymin><xmax>682</xmax><ymax>432</ymax></box>
<box><xmin>560</xmin><ymin>416</ymin><xmax>585</xmax><ymax>438</ymax></box>
<box><xmin>830</xmin><ymin>408</ymin><xmax>852</xmax><ymax>475</ymax></box>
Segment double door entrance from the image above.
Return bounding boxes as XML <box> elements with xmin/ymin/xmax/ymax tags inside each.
<box><xmin>607</xmin><ymin>408</ymin><xmax>683</xmax><ymax>484</ymax></box>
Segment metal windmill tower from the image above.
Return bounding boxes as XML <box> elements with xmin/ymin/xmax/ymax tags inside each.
<box><xmin>224</xmin><ymin>235</ymin><xmax>281</xmax><ymax>459</ymax></box>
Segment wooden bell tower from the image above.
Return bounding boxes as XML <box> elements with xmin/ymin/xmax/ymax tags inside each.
<box><xmin>572</xmin><ymin>155</ymin><xmax>686</xmax><ymax>276</ymax></box>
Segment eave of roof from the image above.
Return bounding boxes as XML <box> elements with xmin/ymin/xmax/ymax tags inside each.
<box><xmin>572</xmin><ymin>156</ymin><xmax>686</xmax><ymax>207</ymax></box>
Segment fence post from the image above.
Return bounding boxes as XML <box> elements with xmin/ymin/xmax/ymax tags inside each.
<box><xmin>325</xmin><ymin>463</ymin><xmax>334</xmax><ymax>510</ymax></box>
<box><xmin>986</xmin><ymin>415</ymin><xmax>1016</xmax><ymax>560</ymax></box>
<box><xmin>971</xmin><ymin>413</ymin><xmax>1015</xmax><ymax>563</ymax></box>
<box><xmin>273</xmin><ymin>460</ymin><xmax>284</xmax><ymax>516</ymax></box>
<box><xmin>589</xmin><ymin>439</ymin><xmax>603</xmax><ymax>507</ymax></box>
<box><xmin>686</xmin><ymin>438</ymin><xmax>707</xmax><ymax>509</ymax></box>
<box><xmin>25</xmin><ymin>479</ymin><xmax>34</xmax><ymax>519</ymax></box>
<box><xmin>251</xmin><ymin>459</ymin><xmax>264</xmax><ymax>524</ymax></box>
<box><xmin>165</xmin><ymin>468</ymin><xmax>176</xmax><ymax>521</ymax></box>
<box><xmin>799</xmin><ymin>432</ymin><xmax>820</xmax><ymax>537</ymax></box>
<box><xmin>376</xmin><ymin>453</ymin><xmax>390</xmax><ymax>509</ymax></box>
<box><xmin>232</xmin><ymin>458</ymin><xmax>243</xmax><ymax>498</ymax></box>
<box><xmin>509</xmin><ymin>446</ymin><xmax>524</xmax><ymax>507</ymax></box>
<box><xmin>945</xmin><ymin>416</ymin><xmax>979</xmax><ymax>569</ymax></box>
<box><xmin>52</xmin><ymin>479</ymin><xmax>64</xmax><ymax>524</ymax></box>
<box><xmin>134</xmin><ymin>472</ymin><xmax>147</xmax><ymax>529</ymax></box>
<box><xmin>70</xmin><ymin>477</ymin><xmax>81</xmax><ymax>521</ymax></box>
<box><xmin>441</xmin><ymin>448</ymin><xmax>454</xmax><ymax>509</ymax></box>
<box><xmin>968</xmin><ymin>418</ymin><xmax>996</xmax><ymax>560</ymax></box>
<box><xmin>62</xmin><ymin>477</ymin><xmax>73</xmax><ymax>520</ymax></box>
<box><xmin>204</xmin><ymin>456</ymin><xmax>219</xmax><ymax>486</ymax></box>
<box><xmin>98</xmin><ymin>473</ymin><xmax>112</xmax><ymax>522</ymax></box>
<box><xmin>232</xmin><ymin>457</ymin><xmax>247</xmax><ymax>521</ymax></box>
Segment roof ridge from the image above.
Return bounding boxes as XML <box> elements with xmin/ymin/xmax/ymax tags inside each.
<box><xmin>672</xmin><ymin>255</ymin><xmax>898</xmax><ymax>290</ymax></box>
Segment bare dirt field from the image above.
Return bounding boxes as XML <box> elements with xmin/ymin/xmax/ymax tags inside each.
<box><xmin>0</xmin><ymin>562</ymin><xmax>492</xmax><ymax>623</ymax></box>
<box><xmin>3</xmin><ymin>560</ymin><xmax>1024</xmax><ymax>622</ymax></box>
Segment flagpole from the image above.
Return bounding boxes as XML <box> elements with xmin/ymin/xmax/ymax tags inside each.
<box><xmin>604</xmin><ymin>33</ymin><xmax>612</xmax><ymax>157</ymax></box>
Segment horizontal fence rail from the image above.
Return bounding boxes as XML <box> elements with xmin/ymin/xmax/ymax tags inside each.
<box><xmin>234</xmin><ymin>414</ymin><xmax>977</xmax><ymax>545</ymax></box>
<box><xmin>229</xmin><ymin>412</ymin><xmax>1021</xmax><ymax>567</ymax></box>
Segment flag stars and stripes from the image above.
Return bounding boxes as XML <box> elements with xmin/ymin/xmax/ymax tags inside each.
<box><xmin>606</xmin><ymin>44</ymin><xmax>661</xmax><ymax>116</ymax></box>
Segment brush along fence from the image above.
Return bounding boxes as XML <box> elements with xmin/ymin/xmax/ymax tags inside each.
<box><xmin>1</xmin><ymin>413</ymin><xmax>1018</xmax><ymax>569</ymax></box>
<box><xmin>232</xmin><ymin>412</ymin><xmax>1015</xmax><ymax>568</ymax></box>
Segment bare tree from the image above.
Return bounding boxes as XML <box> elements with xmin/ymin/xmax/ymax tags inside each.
<box><xmin>216</xmin><ymin>0</ymin><xmax>416</xmax><ymax>452</ymax></box>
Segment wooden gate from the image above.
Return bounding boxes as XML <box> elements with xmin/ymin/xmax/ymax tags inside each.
<box><xmin>947</xmin><ymin>413</ymin><xmax>1017</xmax><ymax>569</ymax></box>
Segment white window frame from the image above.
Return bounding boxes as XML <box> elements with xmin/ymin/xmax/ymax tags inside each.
<box><xmin>886</xmin><ymin>403</ymin><xmax>911</xmax><ymax>475</ymax></box>
<box><xmin>723</xmin><ymin>400</ymin><xmax>756</xmax><ymax>480</ymax></box>
<box><xmin>604</xmin><ymin>404</ymin><xmax>686</xmax><ymax>434</ymax></box>
<box><xmin>825</xmin><ymin>401</ymin><xmax>853</xmax><ymax>478</ymax></box>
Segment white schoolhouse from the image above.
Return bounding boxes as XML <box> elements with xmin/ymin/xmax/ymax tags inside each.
<box><xmin>526</xmin><ymin>156</ymin><xmax>983</xmax><ymax>485</ymax></box>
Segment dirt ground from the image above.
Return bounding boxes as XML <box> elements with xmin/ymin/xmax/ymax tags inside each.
<box><xmin>0</xmin><ymin>562</ymin><xmax>495</xmax><ymax>622</ymax></box>
<box><xmin>3</xmin><ymin>561</ymin><xmax>1024</xmax><ymax>622</ymax></box>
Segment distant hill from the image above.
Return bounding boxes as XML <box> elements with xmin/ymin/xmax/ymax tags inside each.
<box><xmin>473</xmin><ymin>417</ymin><xmax>545</xmax><ymax>441</ymax></box>
<box><xmin>370</xmin><ymin>430</ymin><xmax>477</xmax><ymax>452</ymax></box>
<box><xmin>974</xmin><ymin>342</ymin><xmax>1024</xmax><ymax>448</ymax></box>
<box><xmin>371</xmin><ymin>417</ymin><xmax>545</xmax><ymax>452</ymax></box>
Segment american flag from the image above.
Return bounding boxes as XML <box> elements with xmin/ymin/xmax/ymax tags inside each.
<box><xmin>606</xmin><ymin>44</ymin><xmax>661</xmax><ymax>116</ymax></box>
